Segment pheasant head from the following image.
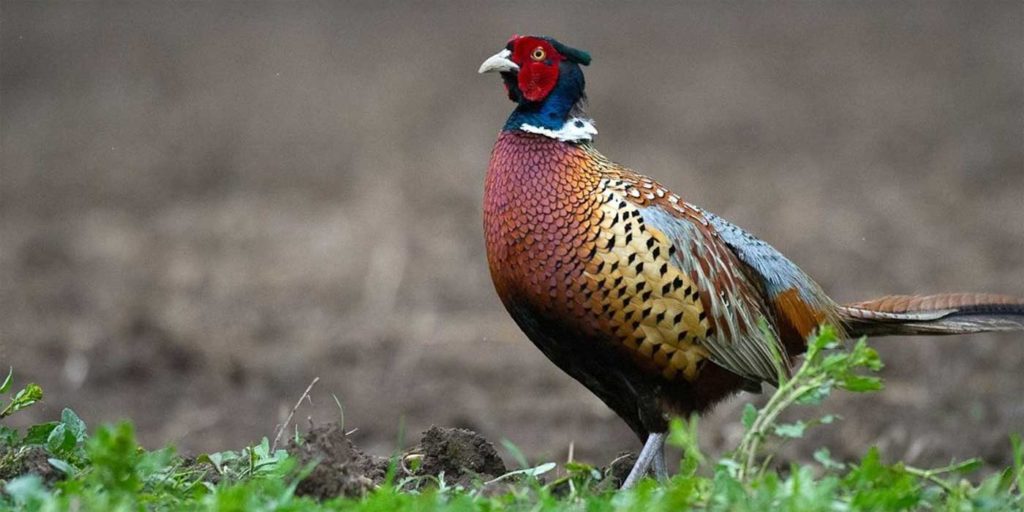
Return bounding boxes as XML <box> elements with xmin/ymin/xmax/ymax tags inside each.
<box><xmin>479</xmin><ymin>35</ymin><xmax>595</xmax><ymax>141</ymax></box>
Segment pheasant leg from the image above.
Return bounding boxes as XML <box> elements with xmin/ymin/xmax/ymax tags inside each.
<box><xmin>621</xmin><ymin>432</ymin><xmax>666</xmax><ymax>489</ymax></box>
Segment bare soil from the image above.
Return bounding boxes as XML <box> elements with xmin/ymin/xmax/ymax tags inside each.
<box><xmin>290</xmin><ymin>424</ymin><xmax>509</xmax><ymax>499</ymax></box>
<box><xmin>416</xmin><ymin>426</ymin><xmax>507</xmax><ymax>487</ymax></box>
<box><xmin>287</xmin><ymin>424</ymin><xmax>624</xmax><ymax>499</ymax></box>
<box><xmin>289</xmin><ymin>423</ymin><xmax>389</xmax><ymax>499</ymax></box>
<box><xmin>0</xmin><ymin>446</ymin><xmax>63</xmax><ymax>486</ymax></box>
<box><xmin>1</xmin><ymin>2</ymin><xmax>1022</xmax><ymax>477</ymax></box>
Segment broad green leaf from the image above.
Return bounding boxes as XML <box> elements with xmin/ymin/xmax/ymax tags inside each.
<box><xmin>795</xmin><ymin>382</ymin><xmax>832</xmax><ymax>405</ymax></box>
<box><xmin>23</xmin><ymin>422</ymin><xmax>58</xmax><ymax>445</ymax></box>
<box><xmin>773</xmin><ymin>421</ymin><xmax>806</xmax><ymax>439</ymax></box>
<box><xmin>840</xmin><ymin>375</ymin><xmax>883</xmax><ymax>392</ymax></box>
<box><xmin>741</xmin><ymin>403</ymin><xmax>757</xmax><ymax>430</ymax></box>
<box><xmin>46</xmin><ymin>423</ymin><xmax>77</xmax><ymax>455</ymax></box>
<box><xmin>814</xmin><ymin>448</ymin><xmax>845</xmax><ymax>471</ymax></box>
<box><xmin>47</xmin><ymin>457</ymin><xmax>75</xmax><ymax>476</ymax></box>
<box><xmin>60</xmin><ymin>408</ymin><xmax>87</xmax><ymax>441</ymax></box>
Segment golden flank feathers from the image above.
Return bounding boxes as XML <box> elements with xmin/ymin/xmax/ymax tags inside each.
<box><xmin>583</xmin><ymin>184</ymin><xmax>711</xmax><ymax>381</ymax></box>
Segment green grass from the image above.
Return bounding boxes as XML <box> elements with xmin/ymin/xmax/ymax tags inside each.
<box><xmin>1</xmin><ymin>328</ymin><xmax>1021</xmax><ymax>511</ymax></box>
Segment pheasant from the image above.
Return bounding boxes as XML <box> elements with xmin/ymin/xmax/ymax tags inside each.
<box><xmin>478</xmin><ymin>35</ymin><xmax>1024</xmax><ymax>488</ymax></box>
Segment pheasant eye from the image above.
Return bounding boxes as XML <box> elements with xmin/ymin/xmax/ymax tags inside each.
<box><xmin>531</xmin><ymin>47</ymin><xmax>546</xmax><ymax>61</ymax></box>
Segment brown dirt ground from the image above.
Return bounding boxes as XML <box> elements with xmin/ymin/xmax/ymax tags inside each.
<box><xmin>0</xmin><ymin>446</ymin><xmax>63</xmax><ymax>486</ymax></box>
<box><xmin>1</xmin><ymin>2</ymin><xmax>1022</xmax><ymax>477</ymax></box>
<box><xmin>289</xmin><ymin>423</ymin><xmax>389</xmax><ymax>499</ymax></box>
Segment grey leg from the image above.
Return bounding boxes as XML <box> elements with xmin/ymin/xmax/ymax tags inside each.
<box><xmin>621</xmin><ymin>432</ymin><xmax>666</xmax><ymax>489</ymax></box>
<box><xmin>652</xmin><ymin>440</ymin><xmax>668</xmax><ymax>482</ymax></box>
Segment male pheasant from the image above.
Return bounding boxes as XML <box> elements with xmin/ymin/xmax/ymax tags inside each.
<box><xmin>478</xmin><ymin>35</ymin><xmax>1024</xmax><ymax>488</ymax></box>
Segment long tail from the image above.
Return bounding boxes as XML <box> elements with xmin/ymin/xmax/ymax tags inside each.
<box><xmin>838</xmin><ymin>293</ymin><xmax>1024</xmax><ymax>337</ymax></box>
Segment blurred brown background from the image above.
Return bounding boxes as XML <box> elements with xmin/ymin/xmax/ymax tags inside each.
<box><xmin>2</xmin><ymin>2</ymin><xmax>1022</xmax><ymax>472</ymax></box>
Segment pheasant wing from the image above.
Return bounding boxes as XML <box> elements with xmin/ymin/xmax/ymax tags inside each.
<box><xmin>587</xmin><ymin>171</ymin><xmax>788</xmax><ymax>384</ymax></box>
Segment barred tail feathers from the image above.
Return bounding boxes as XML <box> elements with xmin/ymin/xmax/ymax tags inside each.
<box><xmin>838</xmin><ymin>293</ymin><xmax>1024</xmax><ymax>337</ymax></box>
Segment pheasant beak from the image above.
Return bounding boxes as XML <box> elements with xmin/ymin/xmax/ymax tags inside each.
<box><xmin>478</xmin><ymin>49</ymin><xmax>519</xmax><ymax>74</ymax></box>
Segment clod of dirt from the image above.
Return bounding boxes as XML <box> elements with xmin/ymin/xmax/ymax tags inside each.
<box><xmin>415</xmin><ymin>426</ymin><xmax>507</xmax><ymax>487</ymax></box>
<box><xmin>0</xmin><ymin>446</ymin><xmax>64</xmax><ymax>486</ymax></box>
<box><xmin>597</xmin><ymin>451</ymin><xmax>638</xmax><ymax>490</ymax></box>
<box><xmin>287</xmin><ymin>423</ymin><xmax>388</xmax><ymax>500</ymax></box>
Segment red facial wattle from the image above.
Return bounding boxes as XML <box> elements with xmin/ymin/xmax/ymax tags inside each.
<box><xmin>510</xmin><ymin>37</ymin><xmax>563</xmax><ymax>102</ymax></box>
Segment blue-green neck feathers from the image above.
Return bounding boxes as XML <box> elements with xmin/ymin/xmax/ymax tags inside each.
<box><xmin>503</xmin><ymin>62</ymin><xmax>587</xmax><ymax>133</ymax></box>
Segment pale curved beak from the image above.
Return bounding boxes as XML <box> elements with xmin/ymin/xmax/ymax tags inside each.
<box><xmin>478</xmin><ymin>49</ymin><xmax>519</xmax><ymax>74</ymax></box>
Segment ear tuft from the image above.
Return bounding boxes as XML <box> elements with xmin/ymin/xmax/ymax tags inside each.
<box><xmin>545</xmin><ymin>38</ymin><xmax>591</xmax><ymax>66</ymax></box>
